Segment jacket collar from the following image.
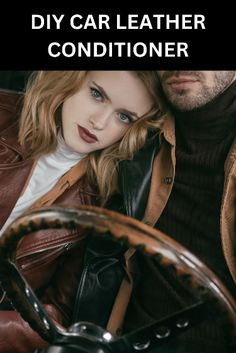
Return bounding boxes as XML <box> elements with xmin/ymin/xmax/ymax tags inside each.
<box><xmin>118</xmin><ymin>132</ymin><xmax>162</xmax><ymax>220</ymax></box>
<box><xmin>0</xmin><ymin>120</ymin><xmax>29</xmax><ymax>159</ymax></box>
<box><xmin>161</xmin><ymin>112</ymin><xmax>176</xmax><ymax>147</ymax></box>
<box><xmin>117</xmin><ymin>112</ymin><xmax>175</xmax><ymax>220</ymax></box>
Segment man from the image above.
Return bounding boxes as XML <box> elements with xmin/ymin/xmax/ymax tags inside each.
<box><xmin>116</xmin><ymin>71</ymin><xmax>236</xmax><ymax>352</ymax></box>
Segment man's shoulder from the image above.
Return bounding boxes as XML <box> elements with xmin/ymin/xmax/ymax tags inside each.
<box><xmin>0</xmin><ymin>89</ymin><xmax>23</xmax><ymax>131</ymax></box>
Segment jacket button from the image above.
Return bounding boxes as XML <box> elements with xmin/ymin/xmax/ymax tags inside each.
<box><xmin>163</xmin><ymin>177</ymin><xmax>173</xmax><ymax>184</ymax></box>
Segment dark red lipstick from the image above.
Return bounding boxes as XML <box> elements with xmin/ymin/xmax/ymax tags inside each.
<box><xmin>77</xmin><ymin>125</ymin><xmax>98</xmax><ymax>143</ymax></box>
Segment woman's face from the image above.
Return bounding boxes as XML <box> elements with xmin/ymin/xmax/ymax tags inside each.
<box><xmin>62</xmin><ymin>71</ymin><xmax>153</xmax><ymax>154</ymax></box>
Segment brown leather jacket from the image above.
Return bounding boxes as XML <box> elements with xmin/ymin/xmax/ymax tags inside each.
<box><xmin>0</xmin><ymin>90</ymin><xmax>100</xmax><ymax>353</ymax></box>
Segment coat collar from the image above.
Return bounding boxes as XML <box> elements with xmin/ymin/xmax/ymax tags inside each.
<box><xmin>0</xmin><ymin>120</ymin><xmax>29</xmax><ymax>159</ymax></box>
<box><xmin>118</xmin><ymin>132</ymin><xmax>162</xmax><ymax>220</ymax></box>
<box><xmin>117</xmin><ymin>112</ymin><xmax>174</xmax><ymax>220</ymax></box>
<box><xmin>161</xmin><ymin>112</ymin><xmax>176</xmax><ymax>147</ymax></box>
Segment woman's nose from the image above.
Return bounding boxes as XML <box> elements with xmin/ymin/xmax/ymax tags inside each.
<box><xmin>89</xmin><ymin>109</ymin><xmax>111</xmax><ymax>130</ymax></box>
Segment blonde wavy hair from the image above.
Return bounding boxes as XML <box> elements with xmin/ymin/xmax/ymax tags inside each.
<box><xmin>19</xmin><ymin>71</ymin><xmax>163</xmax><ymax>200</ymax></box>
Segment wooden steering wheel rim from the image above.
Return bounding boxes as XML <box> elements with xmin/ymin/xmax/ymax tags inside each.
<box><xmin>0</xmin><ymin>205</ymin><xmax>236</xmax><ymax>342</ymax></box>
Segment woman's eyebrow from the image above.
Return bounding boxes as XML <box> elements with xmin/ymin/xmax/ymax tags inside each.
<box><xmin>92</xmin><ymin>81</ymin><xmax>138</xmax><ymax>118</ymax></box>
<box><xmin>92</xmin><ymin>81</ymin><xmax>110</xmax><ymax>101</ymax></box>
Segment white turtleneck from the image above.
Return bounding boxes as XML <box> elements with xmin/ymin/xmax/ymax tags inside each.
<box><xmin>0</xmin><ymin>133</ymin><xmax>86</xmax><ymax>236</ymax></box>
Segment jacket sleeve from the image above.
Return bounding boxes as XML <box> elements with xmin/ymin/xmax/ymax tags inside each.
<box><xmin>0</xmin><ymin>310</ymin><xmax>48</xmax><ymax>353</ymax></box>
<box><xmin>0</xmin><ymin>230</ymin><xmax>88</xmax><ymax>353</ymax></box>
<box><xmin>40</xmin><ymin>238</ymin><xmax>88</xmax><ymax>326</ymax></box>
<box><xmin>0</xmin><ymin>301</ymin><xmax>70</xmax><ymax>353</ymax></box>
<box><xmin>0</xmin><ymin>180</ymin><xmax>96</xmax><ymax>353</ymax></box>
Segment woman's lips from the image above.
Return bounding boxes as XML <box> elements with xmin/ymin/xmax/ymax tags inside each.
<box><xmin>77</xmin><ymin>125</ymin><xmax>98</xmax><ymax>143</ymax></box>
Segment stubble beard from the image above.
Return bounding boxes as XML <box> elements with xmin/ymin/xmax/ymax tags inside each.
<box><xmin>161</xmin><ymin>71</ymin><xmax>235</xmax><ymax>112</ymax></box>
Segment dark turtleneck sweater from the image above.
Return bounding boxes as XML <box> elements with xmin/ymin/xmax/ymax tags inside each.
<box><xmin>124</xmin><ymin>81</ymin><xmax>236</xmax><ymax>353</ymax></box>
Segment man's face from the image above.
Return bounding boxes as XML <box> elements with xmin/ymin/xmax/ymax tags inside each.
<box><xmin>157</xmin><ymin>71</ymin><xmax>236</xmax><ymax>111</ymax></box>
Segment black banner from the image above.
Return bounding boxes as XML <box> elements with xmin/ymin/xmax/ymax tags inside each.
<box><xmin>1</xmin><ymin>5</ymin><xmax>235</xmax><ymax>69</ymax></box>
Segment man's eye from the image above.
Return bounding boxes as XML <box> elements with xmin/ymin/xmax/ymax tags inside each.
<box><xmin>90</xmin><ymin>87</ymin><xmax>103</xmax><ymax>101</ymax></box>
<box><xmin>119</xmin><ymin>113</ymin><xmax>132</xmax><ymax>124</ymax></box>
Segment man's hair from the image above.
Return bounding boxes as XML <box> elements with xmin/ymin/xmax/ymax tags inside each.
<box><xmin>19</xmin><ymin>71</ymin><xmax>163</xmax><ymax>199</ymax></box>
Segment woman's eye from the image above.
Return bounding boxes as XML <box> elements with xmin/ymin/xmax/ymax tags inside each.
<box><xmin>119</xmin><ymin>112</ymin><xmax>132</xmax><ymax>124</ymax></box>
<box><xmin>90</xmin><ymin>87</ymin><xmax>103</xmax><ymax>101</ymax></box>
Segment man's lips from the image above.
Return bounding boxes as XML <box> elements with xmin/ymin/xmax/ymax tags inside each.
<box><xmin>165</xmin><ymin>76</ymin><xmax>199</xmax><ymax>89</ymax></box>
<box><xmin>77</xmin><ymin>125</ymin><xmax>98</xmax><ymax>143</ymax></box>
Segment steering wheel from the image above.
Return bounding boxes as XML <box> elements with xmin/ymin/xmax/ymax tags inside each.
<box><xmin>0</xmin><ymin>205</ymin><xmax>236</xmax><ymax>353</ymax></box>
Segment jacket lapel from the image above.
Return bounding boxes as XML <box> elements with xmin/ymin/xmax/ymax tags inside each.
<box><xmin>119</xmin><ymin>134</ymin><xmax>161</xmax><ymax>220</ymax></box>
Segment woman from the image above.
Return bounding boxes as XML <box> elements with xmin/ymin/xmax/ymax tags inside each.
<box><xmin>0</xmin><ymin>71</ymin><xmax>163</xmax><ymax>353</ymax></box>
